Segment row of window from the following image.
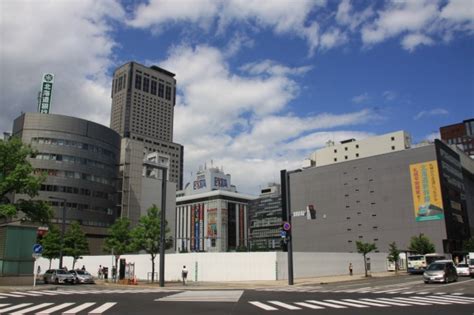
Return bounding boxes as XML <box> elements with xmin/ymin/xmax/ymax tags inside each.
<box><xmin>51</xmin><ymin>217</ymin><xmax>112</xmax><ymax>228</ymax></box>
<box><xmin>114</xmin><ymin>73</ymin><xmax>127</xmax><ymax>94</ymax></box>
<box><xmin>31</xmin><ymin>137</ymin><xmax>116</xmax><ymax>159</ymax></box>
<box><xmin>135</xmin><ymin>74</ymin><xmax>173</xmax><ymax>101</ymax></box>
<box><xmin>40</xmin><ymin>184</ymin><xmax>111</xmax><ymax>200</ymax></box>
<box><xmin>49</xmin><ymin>200</ymin><xmax>112</xmax><ymax>214</ymax></box>
<box><xmin>35</xmin><ymin>153</ymin><xmax>114</xmax><ymax>171</ymax></box>
<box><xmin>34</xmin><ymin>168</ymin><xmax>113</xmax><ymax>185</ymax></box>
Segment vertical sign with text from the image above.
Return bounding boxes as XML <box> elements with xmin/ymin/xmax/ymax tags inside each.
<box><xmin>38</xmin><ymin>73</ymin><xmax>54</xmax><ymax>113</ymax></box>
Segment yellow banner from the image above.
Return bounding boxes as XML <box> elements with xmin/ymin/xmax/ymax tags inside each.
<box><xmin>409</xmin><ymin>161</ymin><xmax>444</xmax><ymax>222</ymax></box>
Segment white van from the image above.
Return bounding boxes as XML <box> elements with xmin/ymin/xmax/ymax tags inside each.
<box><xmin>469</xmin><ymin>252</ymin><xmax>474</xmax><ymax>278</ymax></box>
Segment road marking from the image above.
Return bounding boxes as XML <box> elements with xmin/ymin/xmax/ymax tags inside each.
<box><xmin>10</xmin><ymin>302</ymin><xmax>53</xmax><ymax>314</ymax></box>
<box><xmin>62</xmin><ymin>302</ymin><xmax>96</xmax><ymax>314</ymax></box>
<box><xmin>88</xmin><ymin>302</ymin><xmax>117</xmax><ymax>314</ymax></box>
<box><xmin>294</xmin><ymin>302</ymin><xmax>324</xmax><ymax>309</ymax></box>
<box><xmin>429</xmin><ymin>296</ymin><xmax>474</xmax><ymax>304</ymax></box>
<box><xmin>267</xmin><ymin>301</ymin><xmax>301</xmax><ymax>310</ymax></box>
<box><xmin>438</xmin><ymin>279</ymin><xmax>474</xmax><ymax>287</ymax></box>
<box><xmin>26</xmin><ymin>291</ymin><xmax>57</xmax><ymax>296</ymax></box>
<box><xmin>43</xmin><ymin>290</ymin><xmax>73</xmax><ymax>295</ymax></box>
<box><xmin>0</xmin><ymin>303</ymin><xmax>33</xmax><ymax>313</ymax></box>
<box><xmin>156</xmin><ymin>290</ymin><xmax>243</xmax><ymax>302</ymax></box>
<box><xmin>0</xmin><ymin>304</ymin><xmax>10</xmax><ymax>307</ymax></box>
<box><xmin>324</xmin><ymin>299</ymin><xmax>368</xmax><ymax>308</ymax></box>
<box><xmin>10</xmin><ymin>292</ymin><xmax>41</xmax><ymax>297</ymax></box>
<box><xmin>401</xmin><ymin>291</ymin><xmax>414</xmax><ymax>295</ymax></box>
<box><xmin>391</xmin><ymin>297</ymin><xmax>432</xmax><ymax>305</ymax></box>
<box><xmin>409</xmin><ymin>296</ymin><xmax>453</xmax><ymax>305</ymax></box>
<box><xmin>0</xmin><ymin>293</ymin><xmax>25</xmax><ymax>298</ymax></box>
<box><xmin>362</xmin><ymin>298</ymin><xmax>409</xmax><ymax>306</ymax></box>
<box><xmin>305</xmin><ymin>300</ymin><xmax>346</xmax><ymax>308</ymax></box>
<box><xmin>342</xmin><ymin>299</ymin><xmax>389</xmax><ymax>307</ymax></box>
<box><xmin>451</xmin><ymin>292</ymin><xmax>464</xmax><ymax>295</ymax></box>
<box><xmin>445</xmin><ymin>295</ymin><xmax>474</xmax><ymax>301</ymax></box>
<box><xmin>249</xmin><ymin>301</ymin><xmax>278</xmax><ymax>311</ymax></box>
<box><xmin>36</xmin><ymin>303</ymin><xmax>75</xmax><ymax>314</ymax></box>
<box><xmin>417</xmin><ymin>292</ymin><xmax>430</xmax><ymax>295</ymax></box>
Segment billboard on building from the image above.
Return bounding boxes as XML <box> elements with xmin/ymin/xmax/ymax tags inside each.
<box><xmin>409</xmin><ymin>161</ymin><xmax>444</xmax><ymax>222</ymax></box>
<box><xmin>38</xmin><ymin>73</ymin><xmax>54</xmax><ymax>114</ymax></box>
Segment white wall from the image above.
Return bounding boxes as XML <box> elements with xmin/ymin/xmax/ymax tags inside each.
<box><xmin>37</xmin><ymin>252</ymin><xmax>278</xmax><ymax>282</ymax></box>
<box><xmin>38</xmin><ymin>251</ymin><xmax>390</xmax><ymax>282</ymax></box>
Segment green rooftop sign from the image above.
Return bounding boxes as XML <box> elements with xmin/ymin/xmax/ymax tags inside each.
<box><xmin>38</xmin><ymin>73</ymin><xmax>54</xmax><ymax>114</ymax></box>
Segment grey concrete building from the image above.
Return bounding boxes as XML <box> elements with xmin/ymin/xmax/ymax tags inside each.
<box><xmin>12</xmin><ymin>112</ymin><xmax>120</xmax><ymax>254</ymax></box>
<box><xmin>110</xmin><ymin>61</ymin><xmax>183</xmax><ymax>189</ymax></box>
<box><xmin>288</xmin><ymin>138</ymin><xmax>473</xmax><ymax>255</ymax></box>
<box><xmin>248</xmin><ymin>184</ymin><xmax>282</xmax><ymax>251</ymax></box>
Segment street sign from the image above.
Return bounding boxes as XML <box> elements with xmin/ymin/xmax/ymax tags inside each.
<box><xmin>38</xmin><ymin>73</ymin><xmax>54</xmax><ymax>114</ymax></box>
<box><xmin>280</xmin><ymin>230</ymin><xmax>287</xmax><ymax>238</ymax></box>
<box><xmin>32</xmin><ymin>253</ymin><xmax>42</xmax><ymax>259</ymax></box>
<box><xmin>33</xmin><ymin>244</ymin><xmax>43</xmax><ymax>254</ymax></box>
<box><xmin>282</xmin><ymin>222</ymin><xmax>291</xmax><ymax>231</ymax></box>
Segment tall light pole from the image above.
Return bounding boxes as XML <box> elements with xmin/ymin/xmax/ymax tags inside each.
<box><xmin>49</xmin><ymin>196</ymin><xmax>66</xmax><ymax>269</ymax></box>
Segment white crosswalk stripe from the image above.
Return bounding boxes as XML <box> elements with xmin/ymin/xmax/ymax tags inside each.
<box><xmin>36</xmin><ymin>302</ymin><xmax>76</xmax><ymax>314</ymax></box>
<box><xmin>0</xmin><ymin>302</ymin><xmax>117</xmax><ymax>314</ymax></box>
<box><xmin>293</xmin><ymin>302</ymin><xmax>324</xmax><ymax>309</ymax></box>
<box><xmin>267</xmin><ymin>301</ymin><xmax>301</xmax><ymax>310</ymax></box>
<box><xmin>305</xmin><ymin>300</ymin><xmax>347</xmax><ymax>308</ymax></box>
<box><xmin>390</xmin><ymin>297</ymin><xmax>433</xmax><ymax>305</ymax></box>
<box><xmin>363</xmin><ymin>298</ymin><xmax>410</xmax><ymax>306</ymax></box>
<box><xmin>427</xmin><ymin>296</ymin><xmax>473</xmax><ymax>304</ymax></box>
<box><xmin>342</xmin><ymin>299</ymin><xmax>389</xmax><ymax>307</ymax></box>
<box><xmin>10</xmin><ymin>302</ymin><xmax>53</xmax><ymax>314</ymax></box>
<box><xmin>249</xmin><ymin>301</ymin><xmax>278</xmax><ymax>311</ymax></box>
<box><xmin>323</xmin><ymin>299</ymin><xmax>368</xmax><ymax>308</ymax></box>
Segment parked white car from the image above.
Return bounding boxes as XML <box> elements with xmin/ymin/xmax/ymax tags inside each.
<box><xmin>456</xmin><ymin>263</ymin><xmax>470</xmax><ymax>276</ymax></box>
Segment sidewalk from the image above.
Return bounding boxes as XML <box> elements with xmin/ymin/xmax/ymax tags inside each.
<box><xmin>0</xmin><ymin>271</ymin><xmax>406</xmax><ymax>291</ymax></box>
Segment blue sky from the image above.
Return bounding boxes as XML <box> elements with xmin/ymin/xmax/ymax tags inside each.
<box><xmin>1</xmin><ymin>0</ymin><xmax>473</xmax><ymax>194</ymax></box>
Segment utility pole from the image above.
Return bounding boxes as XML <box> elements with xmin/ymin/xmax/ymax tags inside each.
<box><xmin>159</xmin><ymin>167</ymin><xmax>167</xmax><ymax>287</ymax></box>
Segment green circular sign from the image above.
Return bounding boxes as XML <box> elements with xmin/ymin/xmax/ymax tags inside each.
<box><xmin>44</xmin><ymin>74</ymin><xmax>53</xmax><ymax>82</ymax></box>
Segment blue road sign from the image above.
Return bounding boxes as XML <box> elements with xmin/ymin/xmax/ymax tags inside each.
<box><xmin>280</xmin><ymin>230</ymin><xmax>287</xmax><ymax>238</ymax></box>
<box><xmin>33</xmin><ymin>244</ymin><xmax>43</xmax><ymax>254</ymax></box>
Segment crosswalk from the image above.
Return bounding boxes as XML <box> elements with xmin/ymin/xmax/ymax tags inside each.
<box><xmin>0</xmin><ymin>302</ymin><xmax>116</xmax><ymax>314</ymax></box>
<box><xmin>256</xmin><ymin>285</ymin><xmax>467</xmax><ymax>296</ymax></box>
<box><xmin>0</xmin><ymin>289</ymin><xmax>180</xmax><ymax>299</ymax></box>
<box><xmin>249</xmin><ymin>294</ymin><xmax>474</xmax><ymax>311</ymax></box>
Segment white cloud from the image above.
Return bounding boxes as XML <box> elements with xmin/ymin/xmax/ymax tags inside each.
<box><xmin>0</xmin><ymin>0</ymin><xmax>124</xmax><ymax>132</ymax></box>
<box><xmin>424</xmin><ymin>132</ymin><xmax>440</xmax><ymax>142</ymax></box>
<box><xmin>414</xmin><ymin>108</ymin><xmax>449</xmax><ymax>120</ymax></box>
<box><xmin>382</xmin><ymin>90</ymin><xmax>397</xmax><ymax>101</ymax></box>
<box><xmin>320</xmin><ymin>28</ymin><xmax>348</xmax><ymax>50</ymax></box>
<box><xmin>157</xmin><ymin>44</ymin><xmax>379</xmax><ymax>194</ymax></box>
<box><xmin>336</xmin><ymin>0</ymin><xmax>374</xmax><ymax>31</ymax></box>
<box><xmin>352</xmin><ymin>92</ymin><xmax>370</xmax><ymax>104</ymax></box>
<box><xmin>401</xmin><ymin>33</ymin><xmax>434</xmax><ymax>51</ymax></box>
<box><xmin>440</xmin><ymin>0</ymin><xmax>474</xmax><ymax>23</ymax></box>
<box><xmin>127</xmin><ymin>0</ymin><xmax>326</xmax><ymax>56</ymax></box>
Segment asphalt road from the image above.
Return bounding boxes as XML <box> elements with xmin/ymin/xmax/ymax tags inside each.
<box><xmin>0</xmin><ymin>276</ymin><xmax>472</xmax><ymax>314</ymax></box>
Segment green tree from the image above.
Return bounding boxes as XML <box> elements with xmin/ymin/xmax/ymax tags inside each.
<box><xmin>40</xmin><ymin>225</ymin><xmax>62</xmax><ymax>269</ymax></box>
<box><xmin>104</xmin><ymin>218</ymin><xmax>133</xmax><ymax>271</ymax></box>
<box><xmin>131</xmin><ymin>205</ymin><xmax>172</xmax><ymax>283</ymax></box>
<box><xmin>387</xmin><ymin>242</ymin><xmax>401</xmax><ymax>273</ymax></box>
<box><xmin>356</xmin><ymin>241</ymin><xmax>377</xmax><ymax>277</ymax></box>
<box><xmin>408</xmin><ymin>234</ymin><xmax>435</xmax><ymax>255</ymax></box>
<box><xmin>463</xmin><ymin>237</ymin><xmax>474</xmax><ymax>252</ymax></box>
<box><xmin>63</xmin><ymin>222</ymin><xmax>89</xmax><ymax>269</ymax></box>
<box><xmin>0</xmin><ymin>137</ymin><xmax>52</xmax><ymax>223</ymax></box>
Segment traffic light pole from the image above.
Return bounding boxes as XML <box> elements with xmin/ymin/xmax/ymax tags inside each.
<box><xmin>281</xmin><ymin>170</ymin><xmax>294</xmax><ymax>285</ymax></box>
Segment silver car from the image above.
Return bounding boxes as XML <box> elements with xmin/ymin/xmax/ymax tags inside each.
<box><xmin>69</xmin><ymin>270</ymin><xmax>95</xmax><ymax>284</ymax></box>
<box><xmin>43</xmin><ymin>269</ymin><xmax>75</xmax><ymax>284</ymax></box>
<box><xmin>423</xmin><ymin>260</ymin><xmax>458</xmax><ymax>284</ymax></box>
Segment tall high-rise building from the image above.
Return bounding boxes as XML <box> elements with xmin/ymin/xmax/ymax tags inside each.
<box><xmin>110</xmin><ymin>61</ymin><xmax>183</xmax><ymax>189</ymax></box>
<box><xmin>110</xmin><ymin>62</ymin><xmax>183</xmax><ymax>228</ymax></box>
<box><xmin>440</xmin><ymin>118</ymin><xmax>474</xmax><ymax>159</ymax></box>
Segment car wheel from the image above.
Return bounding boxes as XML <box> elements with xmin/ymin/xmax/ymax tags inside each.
<box><xmin>55</xmin><ymin>278</ymin><xmax>59</xmax><ymax>284</ymax></box>
<box><xmin>44</xmin><ymin>279</ymin><xmax>48</xmax><ymax>284</ymax></box>
<box><xmin>424</xmin><ymin>280</ymin><xmax>429</xmax><ymax>284</ymax></box>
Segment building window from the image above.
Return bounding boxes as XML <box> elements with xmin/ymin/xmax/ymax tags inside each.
<box><xmin>151</xmin><ymin>80</ymin><xmax>157</xmax><ymax>95</ymax></box>
<box><xmin>391</xmin><ymin>146</ymin><xmax>395</xmax><ymax>150</ymax></box>
<box><xmin>356</xmin><ymin>144</ymin><xmax>359</xmax><ymax>148</ymax></box>
<box><xmin>158</xmin><ymin>83</ymin><xmax>164</xmax><ymax>97</ymax></box>
<box><xmin>391</xmin><ymin>136</ymin><xmax>395</xmax><ymax>141</ymax></box>
<box><xmin>356</xmin><ymin>153</ymin><xmax>359</xmax><ymax>157</ymax></box>
<box><xmin>345</xmin><ymin>156</ymin><xmax>348</xmax><ymax>160</ymax></box>
<box><xmin>165</xmin><ymin>86</ymin><xmax>172</xmax><ymax>100</ymax></box>
<box><xmin>135</xmin><ymin>74</ymin><xmax>142</xmax><ymax>90</ymax></box>
<box><xmin>143</xmin><ymin>77</ymin><xmax>150</xmax><ymax>93</ymax></box>
<box><xmin>334</xmin><ymin>158</ymin><xmax>337</xmax><ymax>162</ymax></box>
<box><xmin>334</xmin><ymin>149</ymin><xmax>337</xmax><ymax>153</ymax></box>
<box><xmin>345</xmin><ymin>147</ymin><xmax>348</xmax><ymax>151</ymax></box>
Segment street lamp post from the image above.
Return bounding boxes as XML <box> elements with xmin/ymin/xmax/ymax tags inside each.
<box><xmin>49</xmin><ymin>196</ymin><xmax>66</xmax><ymax>269</ymax></box>
<box><xmin>159</xmin><ymin>167</ymin><xmax>167</xmax><ymax>287</ymax></box>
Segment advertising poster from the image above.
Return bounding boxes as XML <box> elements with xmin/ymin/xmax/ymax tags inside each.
<box><xmin>239</xmin><ymin>205</ymin><xmax>244</xmax><ymax>247</ymax></box>
<box><xmin>190</xmin><ymin>205</ymin><xmax>195</xmax><ymax>250</ymax></box>
<box><xmin>195</xmin><ymin>205</ymin><xmax>200</xmax><ymax>251</ymax></box>
<box><xmin>409</xmin><ymin>161</ymin><xmax>444</xmax><ymax>222</ymax></box>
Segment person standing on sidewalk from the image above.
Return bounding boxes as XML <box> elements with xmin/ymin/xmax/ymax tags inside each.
<box><xmin>349</xmin><ymin>263</ymin><xmax>353</xmax><ymax>276</ymax></box>
<box><xmin>181</xmin><ymin>265</ymin><xmax>188</xmax><ymax>285</ymax></box>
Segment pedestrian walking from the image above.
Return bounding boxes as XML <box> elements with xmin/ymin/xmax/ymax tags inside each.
<box><xmin>98</xmin><ymin>265</ymin><xmax>102</xmax><ymax>279</ymax></box>
<box><xmin>81</xmin><ymin>265</ymin><xmax>86</xmax><ymax>271</ymax></box>
<box><xmin>181</xmin><ymin>265</ymin><xmax>188</xmax><ymax>285</ymax></box>
<box><xmin>349</xmin><ymin>262</ymin><xmax>353</xmax><ymax>276</ymax></box>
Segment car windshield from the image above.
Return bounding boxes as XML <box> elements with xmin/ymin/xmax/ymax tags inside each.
<box><xmin>56</xmin><ymin>270</ymin><xmax>67</xmax><ymax>274</ymax></box>
<box><xmin>77</xmin><ymin>271</ymin><xmax>90</xmax><ymax>275</ymax></box>
<box><xmin>457</xmin><ymin>264</ymin><xmax>468</xmax><ymax>268</ymax></box>
<box><xmin>408</xmin><ymin>255</ymin><xmax>424</xmax><ymax>261</ymax></box>
<box><xmin>427</xmin><ymin>263</ymin><xmax>445</xmax><ymax>271</ymax></box>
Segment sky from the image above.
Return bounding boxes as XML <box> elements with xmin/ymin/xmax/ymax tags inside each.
<box><xmin>1</xmin><ymin>0</ymin><xmax>473</xmax><ymax>195</ymax></box>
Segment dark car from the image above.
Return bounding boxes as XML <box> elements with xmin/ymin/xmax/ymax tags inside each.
<box><xmin>69</xmin><ymin>270</ymin><xmax>95</xmax><ymax>284</ymax></box>
<box><xmin>43</xmin><ymin>269</ymin><xmax>75</xmax><ymax>284</ymax></box>
<box><xmin>423</xmin><ymin>260</ymin><xmax>458</xmax><ymax>284</ymax></box>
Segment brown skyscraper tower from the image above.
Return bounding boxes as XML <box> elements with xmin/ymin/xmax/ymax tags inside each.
<box><xmin>110</xmin><ymin>61</ymin><xmax>183</xmax><ymax>189</ymax></box>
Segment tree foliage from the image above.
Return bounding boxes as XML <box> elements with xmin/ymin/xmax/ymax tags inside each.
<box><xmin>408</xmin><ymin>234</ymin><xmax>435</xmax><ymax>255</ymax></box>
<box><xmin>356</xmin><ymin>241</ymin><xmax>377</xmax><ymax>277</ymax></box>
<box><xmin>63</xmin><ymin>222</ymin><xmax>89</xmax><ymax>269</ymax></box>
<box><xmin>0</xmin><ymin>137</ymin><xmax>52</xmax><ymax>223</ymax></box>
<box><xmin>131</xmin><ymin>205</ymin><xmax>172</xmax><ymax>283</ymax></box>
<box><xmin>387</xmin><ymin>242</ymin><xmax>401</xmax><ymax>272</ymax></box>
<box><xmin>104</xmin><ymin>217</ymin><xmax>133</xmax><ymax>269</ymax></box>
<box><xmin>40</xmin><ymin>225</ymin><xmax>62</xmax><ymax>269</ymax></box>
